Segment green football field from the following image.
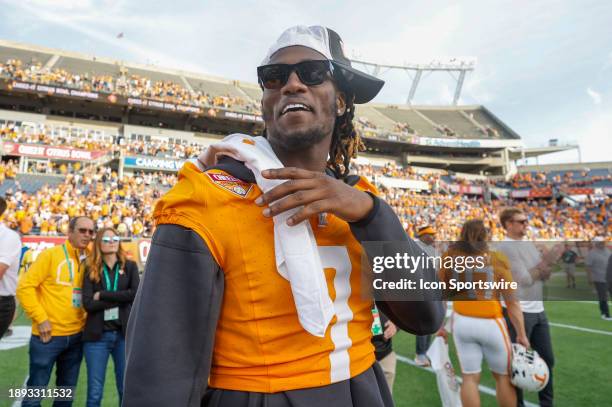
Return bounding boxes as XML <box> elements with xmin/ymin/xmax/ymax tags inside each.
<box><xmin>2</xmin><ymin>271</ymin><xmax>611</xmax><ymax>406</ymax></box>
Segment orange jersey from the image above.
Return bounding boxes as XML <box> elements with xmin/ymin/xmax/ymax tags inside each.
<box><xmin>439</xmin><ymin>248</ymin><xmax>512</xmax><ymax>319</ymax></box>
<box><xmin>154</xmin><ymin>161</ymin><xmax>377</xmax><ymax>393</ymax></box>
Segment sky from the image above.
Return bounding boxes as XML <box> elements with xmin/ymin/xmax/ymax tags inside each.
<box><xmin>0</xmin><ymin>0</ymin><xmax>610</xmax><ymax>164</ymax></box>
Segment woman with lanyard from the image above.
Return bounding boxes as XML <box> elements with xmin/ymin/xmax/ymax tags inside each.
<box><xmin>82</xmin><ymin>227</ymin><xmax>140</xmax><ymax>407</ymax></box>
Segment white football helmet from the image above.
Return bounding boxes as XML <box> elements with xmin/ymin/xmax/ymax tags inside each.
<box><xmin>511</xmin><ymin>344</ymin><xmax>550</xmax><ymax>392</ymax></box>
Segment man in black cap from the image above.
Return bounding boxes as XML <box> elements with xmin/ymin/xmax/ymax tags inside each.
<box><xmin>124</xmin><ymin>25</ymin><xmax>443</xmax><ymax>407</ymax></box>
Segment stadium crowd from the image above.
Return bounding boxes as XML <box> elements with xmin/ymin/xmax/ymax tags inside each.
<box><xmin>1</xmin><ymin>166</ymin><xmax>176</xmax><ymax>237</ymax></box>
<box><xmin>1</xmin><ymin>155</ymin><xmax>609</xmax><ymax>241</ymax></box>
<box><xmin>0</xmin><ymin>159</ymin><xmax>18</xmax><ymax>184</ymax></box>
<box><xmin>1</xmin><ymin>122</ymin><xmax>211</xmax><ymax>162</ymax></box>
<box><xmin>1</xmin><ymin>115</ymin><xmax>610</xmax><ymax>241</ymax></box>
<box><xmin>497</xmin><ymin>170</ymin><xmax>612</xmax><ymax>189</ymax></box>
<box><xmin>380</xmin><ymin>187</ymin><xmax>609</xmax><ymax>241</ymax></box>
<box><xmin>1</xmin><ymin>122</ymin><xmax>117</xmax><ymax>151</ymax></box>
<box><xmin>353</xmin><ymin>162</ymin><xmax>441</xmax><ymax>183</ymax></box>
<box><xmin>0</xmin><ymin>58</ymin><xmax>260</xmax><ymax>113</ymax></box>
<box><xmin>121</xmin><ymin>139</ymin><xmax>205</xmax><ymax>159</ymax></box>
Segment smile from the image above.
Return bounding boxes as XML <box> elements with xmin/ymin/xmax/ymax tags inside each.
<box><xmin>281</xmin><ymin>103</ymin><xmax>312</xmax><ymax>116</ymax></box>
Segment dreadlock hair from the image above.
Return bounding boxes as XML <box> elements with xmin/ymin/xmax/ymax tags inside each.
<box><xmin>327</xmin><ymin>86</ymin><xmax>365</xmax><ymax>180</ymax></box>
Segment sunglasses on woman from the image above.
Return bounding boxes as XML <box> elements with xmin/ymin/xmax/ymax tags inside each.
<box><xmin>257</xmin><ymin>60</ymin><xmax>334</xmax><ymax>90</ymax></box>
<box><xmin>101</xmin><ymin>236</ymin><xmax>121</xmax><ymax>243</ymax></box>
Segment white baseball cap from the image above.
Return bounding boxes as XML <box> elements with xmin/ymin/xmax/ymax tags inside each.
<box><xmin>261</xmin><ymin>25</ymin><xmax>384</xmax><ymax>104</ymax></box>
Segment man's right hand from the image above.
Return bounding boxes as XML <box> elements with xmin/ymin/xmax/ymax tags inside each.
<box><xmin>540</xmin><ymin>267</ymin><xmax>552</xmax><ymax>281</ymax></box>
<box><xmin>38</xmin><ymin>320</ymin><xmax>52</xmax><ymax>343</ymax></box>
<box><xmin>517</xmin><ymin>334</ymin><xmax>530</xmax><ymax>349</ymax></box>
<box><xmin>436</xmin><ymin>327</ymin><xmax>448</xmax><ymax>343</ymax></box>
<box><xmin>541</xmin><ymin>244</ymin><xmax>562</xmax><ymax>267</ymax></box>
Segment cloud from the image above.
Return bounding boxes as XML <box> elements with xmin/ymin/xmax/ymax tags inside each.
<box><xmin>350</xmin><ymin>4</ymin><xmax>464</xmax><ymax>65</ymax></box>
<box><xmin>586</xmin><ymin>87</ymin><xmax>602</xmax><ymax>105</ymax></box>
<box><xmin>603</xmin><ymin>51</ymin><xmax>612</xmax><ymax>72</ymax></box>
<box><xmin>1</xmin><ymin>0</ymin><xmax>610</xmax><ymax>164</ymax></box>
<box><xmin>1</xmin><ymin>0</ymin><xmax>203</xmax><ymax>72</ymax></box>
<box><xmin>531</xmin><ymin>104</ymin><xmax>612</xmax><ymax>165</ymax></box>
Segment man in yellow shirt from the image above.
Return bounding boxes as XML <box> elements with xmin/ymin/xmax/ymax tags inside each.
<box><xmin>17</xmin><ymin>216</ymin><xmax>95</xmax><ymax>407</ymax></box>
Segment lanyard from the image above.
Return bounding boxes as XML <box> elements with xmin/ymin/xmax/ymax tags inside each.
<box><xmin>62</xmin><ymin>244</ymin><xmax>76</xmax><ymax>283</ymax></box>
<box><xmin>103</xmin><ymin>263</ymin><xmax>119</xmax><ymax>292</ymax></box>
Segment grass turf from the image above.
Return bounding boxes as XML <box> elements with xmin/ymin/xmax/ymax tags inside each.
<box><xmin>2</xmin><ymin>271</ymin><xmax>611</xmax><ymax>406</ymax></box>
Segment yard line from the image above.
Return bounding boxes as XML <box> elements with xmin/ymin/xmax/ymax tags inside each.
<box><xmin>549</xmin><ymin>322</ymin><xmax>612</xmax><ymax>336</ymax></box>
<box><xmin>545</xmin><ymin>298</ymin><xmax>599</xmax><ymax>303</ymax></box>
<box><xmin>396</xmin><ymin>354</ymin><xmax>539</xmax><ymax>407</ymax></box>
<box><xmin>11</xmin><ymin>375</ymin><xmax>28</xmax><ymax>407</ymax></box>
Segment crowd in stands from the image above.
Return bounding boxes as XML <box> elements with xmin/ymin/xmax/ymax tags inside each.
<box><xmin>356</xmin><ymin>116</ymin><xmax>377</xmax><ymax>130</ymax></box>
<box><xmin>380</xmin><ymin>187</ymin><xmax>608</xmax><ymax>241</ymax></box>
<box><xmin>354</xmin><ymin>162</ymin><xmax>441</xmax><ymax>184</ymax></box>
<box><xmin>1</xmin><ymin>58</ymin><xmax>525</xmax><ymax>145</ymax></box>
<box><xmin>3</xmin><ymin>114</ymin><xmax>611</xmax><ymax>194</ymax></box>
<box><xmin>479</xmin><ymin>125</ymin><xmax>500</xmax><ymax>138</ymax></box>
<box><xmin>2</xmin><ymin>58</ymin><xmax>522</xmax><ymax>145</ymax></box>
<box><xmin>435</xmin><ymin>124</ymin><xmax>457</xmax><ymax>137</ymax></box>
<box><xmin>0</xmin><ymin>122</ymin><xmax>213</xmax><ymax>163</ymax></box>
<box><xmin>0</xmin><ymin>58</ymin><xmax>260</xmax><ymax>113</ymax></box>
<box><xmin>1</xmin><ymin>122</ymin><xmax>116</xmax><ymax>151</ymax></box>
<box><xmin>352</xmin><ymin>163</ymin><xmax>609</xmax><ymax>240</ymax></box>
<box><xmin>497</xmin><ymin>171</ymin><xmax>612</xmax><ymax>189</ymax></box>
<box><xmin>0</xmin><ymin>160</ymin><xmax>18</xmax><ymax>184</ymax></box>
<box><xmin>1</xmin><ymin>166</ymin><xmax>176</xmax><ymax>237</ymax></box>
<box><xmin>0</xmin><ymin>59</ymin><xmax>113</xmax><ymax>93</ymax></box>
<box><xmin>393</xmin><ymin>122</ymin><xmax>415</xmax><ymax>134</ymax></box>
<box><xmin>353</xmin><ymin>118</ymin><xmax>420</xmax><ymax>142</ymax></box>
<box><xmin>121</xmin><ymin>139</ymin><xmax>205</xmax><ymax>159</ymax></box>
<box><xmin>0</xmin><ymin>157</ymin><xmax>97</xmax><ymax>177</ymax></box>
<box><xmin>1</xmin><ymin>147</ymin><xmax>609</xmax><ymax>240</ymax></box>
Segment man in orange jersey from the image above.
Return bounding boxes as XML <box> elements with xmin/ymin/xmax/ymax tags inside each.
<box><xmin>124</xmin><ymin>25</ymin><xmax>444</xmax><ymax>407</ymax></box>
<box><xmin>438</xmin><ymin>220</ymin><xmax>529</xmax><ymax>407</ymax></box>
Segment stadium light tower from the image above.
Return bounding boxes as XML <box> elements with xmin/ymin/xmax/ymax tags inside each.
<box><xmin>350</xmin><ymin>57</ymin><xmax>476</xmax><ymax>105</ymax></box>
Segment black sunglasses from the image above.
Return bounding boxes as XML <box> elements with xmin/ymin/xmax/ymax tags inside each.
<box><xmin>257</xmin><ymin>60</ymin><xmax>334</xmax><ymax>90</ymax></box>
<box><xmin>78</xmin><ymin>228</ymin><xmax>96</xmax><ymax>236</ymax></box>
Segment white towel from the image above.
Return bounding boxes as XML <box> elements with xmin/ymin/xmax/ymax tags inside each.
<box><xmin>199</xmin><ymin>133</ymin><xmax>334</xmax><ymax>337</ymax></box>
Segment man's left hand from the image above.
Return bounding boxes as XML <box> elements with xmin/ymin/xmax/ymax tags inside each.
<box><xmin>383</xmin><ymin>320</ymin><xmax>397</xmax><ymax>340</ymax></box>
<box><xmin>256</xmin><ymin>167</ymin><xmax>374</xmax><ymax>225</ymax></box>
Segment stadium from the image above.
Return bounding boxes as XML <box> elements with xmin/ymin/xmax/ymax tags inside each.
<box><xmin>0</xmin><ymin>24</ymin><xmax>611</xmax><ymax>407</ymax></box>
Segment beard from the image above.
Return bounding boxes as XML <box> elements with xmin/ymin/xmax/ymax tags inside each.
<box><xmin>268</xmin><ymin>124</ymin><xmax>329</xmax><ymax>152</ymax></box>
<box><xmin>264</xmin><ymin>99</ymin><xmax>337</xmax><ymax>153</ymax></box>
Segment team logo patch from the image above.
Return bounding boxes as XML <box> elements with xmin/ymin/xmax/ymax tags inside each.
<box><xmin>206</xmin><ymin>170</ymin><xmax>253</xmax><ymax>198</ymax></box>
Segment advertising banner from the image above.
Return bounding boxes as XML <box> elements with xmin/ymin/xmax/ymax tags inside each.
<box><xmin>377</xmin><ymin>176</ymin><xmax>430</xmax><ymax>191</ymax></box>
<box><xmin>1</xmin><ymin>142</ymin><xmax>107</xmax><ymax>161</ymax></box>
<box><xmin>123</xmin><ymin>156</ymin><xmax>184</xmax><ymax>171</ymax></box>
<box><xmin>2</xmin><ymin>79</ymin><xmax>263</xmax><ymax>123</ymax></box>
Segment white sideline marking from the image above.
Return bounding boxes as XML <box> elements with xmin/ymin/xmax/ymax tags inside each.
<box><xmin>549</xmin><ymin>322</ymin><xmax>612</xmax><ymax>336</ymax></box>
<box><xmin>396</xmin><ymin>354</ymin><xmax>539</xmax><ymax>407</ymax></box>
<box><xmin>11</xmin><ymin>375</ymin><xmax>28</xmax><ymax>407</ymax></box>
<box><xmin>0</xmin><ymin>326</ymin><xmax>31</xmax><ymax>350</ymax></box>
<box><xmin>545</xmin><ymin>298</ymin><xmax>599</xmax><ymax>303</ymax></box>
